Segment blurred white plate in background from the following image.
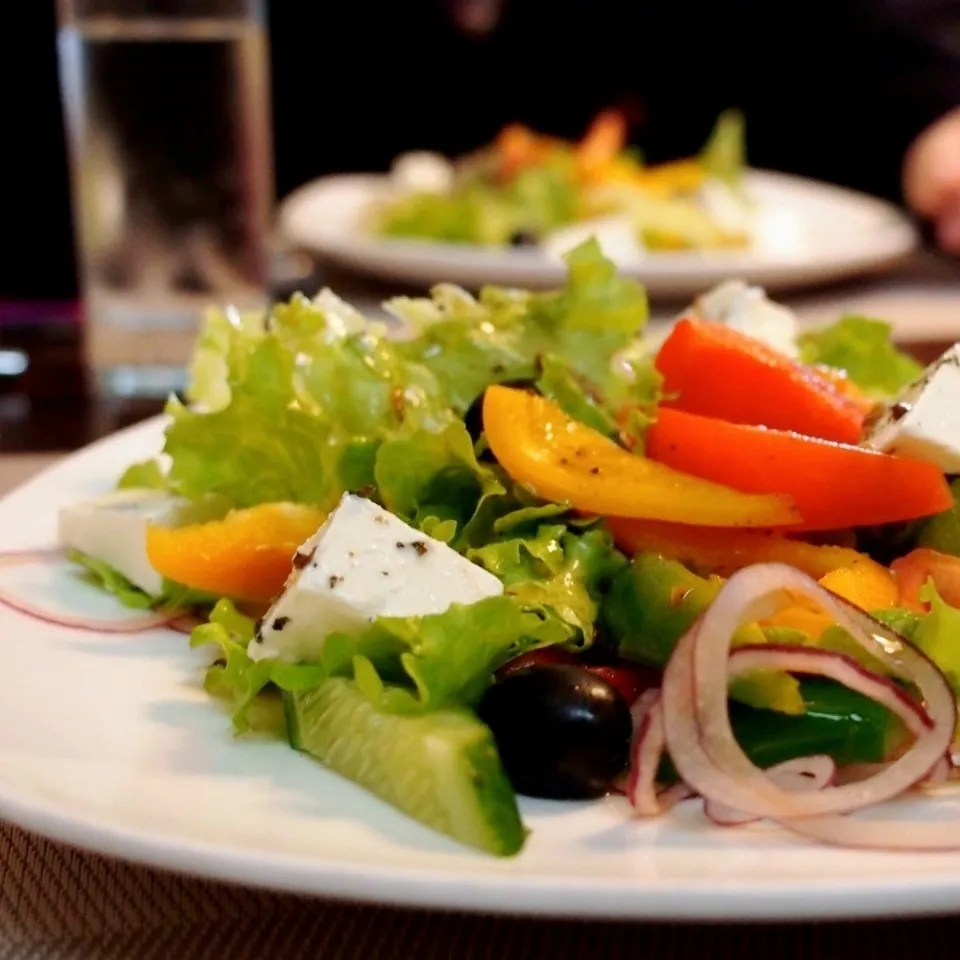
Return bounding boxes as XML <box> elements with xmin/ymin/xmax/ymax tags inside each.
<box><xmin>278</xmin><ymin>170</ymin><xmax>919</xmax><ymax>298</ymax></box>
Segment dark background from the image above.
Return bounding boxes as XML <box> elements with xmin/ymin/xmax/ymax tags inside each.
<box><xmin>5</xmin><ymin>0</ymin><xmax>960</xmax><ymax>302</ymax></box>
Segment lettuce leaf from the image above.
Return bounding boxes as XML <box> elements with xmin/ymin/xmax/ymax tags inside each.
<box><xmin>192</xmin><ymin>594</ymin><xmax>547</xmax><ymax>729</ymax></box>
<box><xmin>331</xmin><ymin>596</ymin><xmax>546</xmax><ymax>711</ymax></box>
<box><xmin>389</xmin><ymin>239</ymin><xmax>653</xmax><ymax>416</ymax></box>
<box><xmin>911</xmin><ymin>583</ymin><xmax>960</xmax><ymax>697</ymax></box>
<box><xmin>798</xmin><ymin>315</ymin><xmax>922</xmax><ymax>398</ymax></box>
<box><xmin>154</xmin><ymin>243</ymin><xmax>655</xmax><ymax>514</ymax></box>
<box><xmin>162</xmin><ymin>292</ymin><xmax>453</xmax><ymax>509</ymax></box>
<box><xmin>69</xmin><ymin>550</ymin><xmax>155</xmax><ymax>610</ymax></box>
<box><xmin>69</xmin><ymin>550</ymin><xmax>212</xmax><ymax>611</ymax></box>
<box><xmin>190</xmin><ymin>599</ymin><xmax>325</xmax><ymax>734</ymax></box>
<box><xmin>535</xmin><ymin>354</ymin><xmax>619</xmax><ymax>438</ymax></box>
<box><xmin>116</xmin><ymin>459</ymin><xmax>169</xmax><ymax>491</ymax></box>
<box><xmin>373</xmin><ymin>159</ymin><xmax>579</xmax><ymax>246</ymax></box>
<box><xmin>374</xmin><ymin>421</ymin><xmax>505</xmax><ymax>548</ymax></box>
<box><xmin>699</xmin><ymin>108</ymin><xmax>747</xmax><ymax>189</ymax></box>
<box><xmin>468</xmin><ymin>522</ymin><xmax>626</xmax><ymax>645</ymax></box>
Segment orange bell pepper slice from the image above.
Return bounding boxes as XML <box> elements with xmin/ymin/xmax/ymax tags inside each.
<box><xmin>891</xmin><ymin>548</ymin><xmax>960</xmax><ymax>611</ymax></box>
<box><xmin>607</xmin><ymin>516</ymin><xmax>898</xmax><ymax>636</ymax></box>
<box><xmin>654</xmin><ymin>318</ymin><xmax>867</xmax><ymax>443</ymax></box>
<box><xmin>146</xmin><ymin>503</ymin><xmax>327</xmax><ymax>603</ymax></box>
<box><xmin>575</xmin><ymin>109</ymin><xmax>628</xmax><ymax>183</ymax></box>
<box><xmin>495</xmin><ymin>123</ymin><xmax>559</xmax><ymax>181</ymax></box>
<box><xmin>482</xmin><ymin>385</ymin><xmax>800</xmax><ymax>527</ymax></box>
<box><xmin>646</xmin><ymin>407</ymin><xmax>953</xmax><ymax>531</ymax></box>
<box><xmin>607</xmin><ymin>517</ymin><xmax>868</xmax><ymax>578</ymax></box>
<box><xmin>764</xmin><ymin>558</ymin><xmax>900</xmax><ymax>635</ymax></box>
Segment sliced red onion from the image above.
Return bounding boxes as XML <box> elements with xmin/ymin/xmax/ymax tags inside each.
<box><xmin>657</xmin><ymin>781</ymin><xmax>696</xmax><ymax>811</ymax></box>
<box><xmin>705</xmin><ymin>755</ymin><xmax>835</xmax><ymax>827</ymax></box>
<box><xmin>662</xmin><ymin>563</ymin><xmax>956</xmax><ymax>822</ymax></box>
<box><xmin>624</xmin><ymin>690</ymin><xmax>697</xmax><ymax>815</ymax></box>
<box><xmin>921</xmin><ymin>755</ymin><xmax>951</xmax><ymax>787</ymax></box>
<box><xmin>168</xmin><ymin>613</ymin><xmax>204</xmax><ymax>635</ymax></box>
<box><xmin>0</xmin><ymin>549</ymin><xmax>181</xmax><ymax>633</ymax></box>
<box><xmin>0</xmin><ymin>549</ymin><xmax>64</xmax><ymax>565</ymax></box>
<box><xmin>0</xmin><ymin>586</ymin><xmax>181</xmax><ymax>633</ymax></box>
<box><xmin>776</xmin><ymin>813</ymin><xmax>960</xmax><ymax>851</ymax></box>
<box><xmin>626</xmin><ymin>691</ymin><xmax>667</xmax><ymax>815</ymax></box>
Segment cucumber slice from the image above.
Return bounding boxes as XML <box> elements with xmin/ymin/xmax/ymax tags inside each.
<box><xmin>284</xmin><ymin>678</ymin><xmax>527</xmax><ymax>856</ymax></box>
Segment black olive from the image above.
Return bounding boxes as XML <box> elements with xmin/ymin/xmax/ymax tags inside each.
<box><xmin>508</xmin><ymin>229</ymin><xmax>539</xmax><ymax>247</ymax></box>
<box><xmin>477</xmin><ymin>664</ymin><xmax>633</xmax><ymax>800</ymax></box>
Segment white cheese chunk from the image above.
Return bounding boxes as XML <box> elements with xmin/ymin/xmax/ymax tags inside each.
<box><xmin>698</xmin><ymin>179</ymin><xmax>755</xmax><ymax>237</ymax></box>
<box><xmin>250</xmin><ymin>493</ymin><xmax>504</xmax><ymax>664</ymax></box>
<box><xmin>542</xmin><ymin>215</ymin><xmax>645</xmax><ymax>264</ymax></box>
<box><xmin>862</xmin><ymin>344</ymin><xmax>960</xmax><ymax>471</ymax></box>
<box><xmin>389</xmin><ymin>151</ymin><xmax>455</xmax><ymax>194</ymax></box>
<box><xmin>688</xmin><ymin>280</ymin><xmax>799</xmax><ymax>358</ymax></box>
<box><xmin>58</xmin><ymin>489</ymin><xmax>201</xmax><ymax>596</ymax></box>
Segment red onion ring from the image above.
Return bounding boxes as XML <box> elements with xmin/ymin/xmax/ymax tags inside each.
<box><xmin>661</xmin><ymin>564</ymin><xmax>956</xmax><ymax>821</ymax></box>
<box><xmin>168</xmin><ymin>614</ymin><xmax>204</xmax><ymax>635</ymax></box>
<box><xmin>705</xmin><ymin>755</ymin><xmax>836</xmax><ymax>827</ymax></box>
<box><xmin>626</xmin><ymin>690</ymin><xmax>668</xmax><ymax>814</ymax></box>
<box><xmin>0</xmin><ymin>548</ymin><xmax>181</xmax><ymax>633</ymax></box>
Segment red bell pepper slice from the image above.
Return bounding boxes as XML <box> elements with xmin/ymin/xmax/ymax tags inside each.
<box><xmin>646</xmin><ymin>407</ymin><xmax>953</xmax><ymax>531</ymax></box>
<box><xmin>655</xmin><ymin>318</ymin><xmax>868</xmax><ymax>443</ymax></box>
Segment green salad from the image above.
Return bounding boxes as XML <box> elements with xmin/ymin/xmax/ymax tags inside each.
<box><xmin>370</xmin><ymin>109</ymin><xmax>753</xmax><ymax>251</ymax></box>
<box><xmin>47</xmin><ymin>242</ymin><xmax>960</xmax><ymax>856</ymax></box>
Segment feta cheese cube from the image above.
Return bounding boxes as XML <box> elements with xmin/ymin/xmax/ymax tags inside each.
<box><xmin>542</xmin><ymin>215</ymin><xmax>645</xmax><ymax>264</ymax></box>
<box><xmin>862</xmin><ymin>344</ymin><xmax>960</xmax><ymax>472</ymax></box>
<box><xmin>250</xmin><ymin>493</ymin><xmax>504</xmax><ymax>664</ymax></box>
<box><xmin>389</xmin><ymin>151</ymin><xmax>454</xmax><ymax>194</ymax></box>
<box><xmin>58</xmin><ymin>489</ymin><xmax>201</xmax><ymax>596</ymax></box>
<box><xmin>688</xmin><ymin>280</ymin><xmax>799</xmax><ymax>358</ymax></box>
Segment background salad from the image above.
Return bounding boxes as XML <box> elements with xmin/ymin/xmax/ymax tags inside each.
<box><xmin>369</xmin><ymin>110</ymin><xmax>752</xmax><ymax>252</ymax></box>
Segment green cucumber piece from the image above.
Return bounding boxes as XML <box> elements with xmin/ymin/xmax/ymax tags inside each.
<box><xmin>284</xmin><ymin>678</ymin><xmax>526</xmax><ymax>856</ymax></box>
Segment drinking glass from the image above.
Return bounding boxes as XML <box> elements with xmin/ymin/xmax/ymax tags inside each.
<box><xmin>57</xmin><ymin>0</ymin><xmax>274</xmax><ymax>398</ymax></box>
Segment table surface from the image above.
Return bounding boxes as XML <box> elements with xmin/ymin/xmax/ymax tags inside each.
<box><xmin>4</xmin><ymin>254</ymin><xmax>960</xmax><ymax>957</ymax></box>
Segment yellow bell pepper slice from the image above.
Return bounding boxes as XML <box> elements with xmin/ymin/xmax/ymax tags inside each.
<box><xmin>482</xmin><ymin>386</ymin><xmax>801</xmax><ymax>527</ymax></box>
<box><xmin>764</xmin><ymin>557</ymin><xmax>900</xmax><ymax>635</ymax></box>
<box><xmin>634</xmin><ymin>159</ymin><xmax>706</xmax><ymax>195</ymax></box>
<box><xmin>146</xmin><ymin>502</ymin><xmax>327</xmax><ymax>603</ymax></box>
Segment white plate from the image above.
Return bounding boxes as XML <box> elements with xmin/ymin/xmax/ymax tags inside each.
<box><xmin>6</xmin><ymin>420</ymin><xmax>960</xmax><ymax>922</ymax></box>
<box><xmin>278</xmin><ymin>172</ymin><xmax>919</xmax><ymax>297</ymax></box>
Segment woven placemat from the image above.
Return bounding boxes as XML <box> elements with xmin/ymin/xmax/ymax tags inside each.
<box><xmin>2</xmin><ymin>819</ymin><xmax>960</xmax><ymax>960</ymax></box>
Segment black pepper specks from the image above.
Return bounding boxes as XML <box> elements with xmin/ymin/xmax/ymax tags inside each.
<box><xmin>272</xmin><ymin>616</ymin><xmax>290</xmax><ymax>632</ymax></box>
<box><xmin>891</xmin><ymin>401</ymin><xmax>912</xmax><ymax>422</ymax></box>
<box><xmin>329</xmin><ymin>574</ymin><xmax>344</xmax><ymax>589</ymax></box>
<box><xmin>293</xmin><ymin>548</ymin><xmax>315</xmax><ymax>571</ymax></box>
<box><xmin>395</xmin><ymin>540</ymin><xmax>430</xmax><ymax>557</ymax></box>
<box><xmin>381</xmin><ymin>571</ymin><xmax>390</xmax><ymax>576</ymax></box>
<box><xmin>590</xmin><ymin>466</ymin><xmax>601</xmax><ymax>475</ymax></box>
<box><xmin>254</xmin><ymin>619</ymin><xmax>264</xmax><ymax>644</ymax></box>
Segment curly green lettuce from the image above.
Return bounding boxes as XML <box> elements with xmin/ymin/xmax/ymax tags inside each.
<box><xmin>798</xmin><ymin>315</ymin><xmax>922</xmax><ymax>398</ymax></box>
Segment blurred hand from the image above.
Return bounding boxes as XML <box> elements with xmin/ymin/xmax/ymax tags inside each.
<box><xmin>903</xmin><ymin>107</ymin><xmax>960</xmax><ymax>253</ymax></box>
